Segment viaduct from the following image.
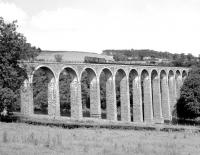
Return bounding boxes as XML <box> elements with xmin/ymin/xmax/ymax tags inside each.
<box><xmin>20</xmin><ymin>61</ymin><xmax>189</xmax><ymax>124</ymax></box>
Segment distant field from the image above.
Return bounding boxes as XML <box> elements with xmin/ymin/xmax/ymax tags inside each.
<box><xmin>0</xmin><ymin>122</ymin><xmax>200</xmax><ymax>155</ymax></box>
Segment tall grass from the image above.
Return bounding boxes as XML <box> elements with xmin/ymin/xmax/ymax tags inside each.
<box><xmin>1</xmin><ymin>130</ymin><xmax>63</xmax><ymax>148</ymax></box>
<box><xmin>0</xmin><ymin>122</ymin><xmax>200</xmax><ymax>155</ymax></box>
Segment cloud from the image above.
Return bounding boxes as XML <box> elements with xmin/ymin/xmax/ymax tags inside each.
<box><xmin>0</xmin><ymin>1</ymin><xmax>28</xmax><ymax>23</ymax></box>
<box><xmin>26</xmin><ymin>4</ymin><xmax>200</xmax><ymax>56</ymax></box>
<box><xmin>1</xmin><ymin>0</ymin><xmax>200</xmax><ymax>56</ymax></box>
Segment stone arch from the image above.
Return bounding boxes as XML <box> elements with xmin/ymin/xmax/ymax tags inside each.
<box><xmin>168</xmin><ymin>70</ymin><xmax>176</xmax><ymax>115</ymax></box>
<box><xmin>115</xmin><ymin>69</ymin><xmax>130</xmax><ymax>121</ymax></box>
<box><xmin>141</xmin><ymin>69</ymin><xmax>153</xmax><ymax>122</ymax></box>
<box><xmin>81</xmin><ymin>68</ymin><xmax>100</xmax><ymax>118</ymax></box>
<box><xmin>160</xmin><ymin>70</ymin><xmax>170</xmax><ymax>121</ymax></box>
<box><xmin>151</xmin><ymin>70</ymin><xmax>163</xmax><ymax>123</ymax></box>
<box><xmin>182</xmin><ymin>70</ymin><xmax>187</xmax><ymax>81</ymax></box>
<box><xmin>99</xmin><ymin>68</ymin><xmax>116</xmax><ymax>120</ymax></box>
<box><xmin>59</xmin><ymin>67</ymin><xmax>78</xmax><ymax>117</ymax></box>
<box><xmin>32</xmin><ymin>66</ymin><xmax>56</xmax><ymax>116</ymax></box>
<box><xmin>80</xmin><ymin>67</ymin><xmax>98</xmax><ymax>80</ymax></box>
<box><xmin>129</xmin><ymin>69</ymin><xmax>142</xmax><ymax>122</ymax></box>
<box><xmin>33</xmin><ymin>65</ymin><xmax>55</xmax><ymax>81</ymax></box>
<box><xmin>175</xmin><ymin>70</ymin><xmax>182</xmax><ymax>99</ymax></box>
<box><xmin>59</xmin><ymin>66</ymin><xmax>79</xmax><ymax>79</ymax></box>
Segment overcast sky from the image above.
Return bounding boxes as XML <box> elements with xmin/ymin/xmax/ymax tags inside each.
<box><xmin>0</xmin><ymin>0</ymin><xmax>200</xmax><ymax>56</ymax></box>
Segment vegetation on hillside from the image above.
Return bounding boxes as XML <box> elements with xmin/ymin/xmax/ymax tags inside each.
<box><xmin>103</xmin><ymin>49</ymin><xmax>174</xmax><ymax>60</ymax></box>
<box><xmin>102</xmin><ymin>49</ymin><xmax>200</xmax><ymax>67</ymax></box>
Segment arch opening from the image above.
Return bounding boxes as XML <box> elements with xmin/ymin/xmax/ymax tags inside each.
<box><xmin>99</xmin><ymin>68</ymin><xmax>113</xmax><ymax>119</ymax></box>
<box><xmin>115</xmin><ymin>69</ymin><xmax>128</xmax><ymax>121</ymax></box>
<box><xmin>81</xmin><ymin>68</ymin><xmax>99</xmax><ymax>118</ymax></box>
<box><xmin>175</xmin><ymin>70</ymin><xmax>182</xmax><ymax>99</ymax></box>
<box><xmin>151</xmin><ymin>70</ymin><xmax>160</xmax><ymax>121</ymax></box>
<box><xmin>160</xmin><ymin>70</ymin><xmax>170</xmax><ymax>120</ymax></box>
<box><xmin>59</xmin><ymin>68</ymin><xmax>78</xmax><ymax>117</ymax></box>
<box><xmin>182</xmin><ymin>70</ymin><xmax>187</xmax><ymax>81</ymax></box>
<box><xmin>33</xmin><ymin>67</ymin><xmax>55</xmax><ymax>115</ymax></box>
<box><xmin>141</xmin><ymin>69</ymin><xmax>153</xmax><ymax>122</ymax></box>
<box><xmin>168</xmin><ymin>70</ymin><xmax>174</xmax><ymax>80</ymax></box>
<box><xmin>129</xmin><ymin>69</ymin><xmax>141</xmax><ymax>122</ymax></box>
<box><xmin>168</xmin><ymin>70</ymin><xmax>176</xmax><ymax>116</ymax></box>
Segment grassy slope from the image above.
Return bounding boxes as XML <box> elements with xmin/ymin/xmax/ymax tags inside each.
<box><xmin>0</xmin><ymin>122</ymin><xmax>200</xmax><ymax>155</ymax></box>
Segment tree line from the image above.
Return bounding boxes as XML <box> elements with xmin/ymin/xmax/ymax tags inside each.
<box><xmin>102</xmin><ymin>49</ymin><xmax>200</xmax><ymax>67</ymax></box>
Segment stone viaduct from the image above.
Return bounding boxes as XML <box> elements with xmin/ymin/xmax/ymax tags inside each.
<box><xmin>20</xmin><ymin>61</ymin><xmax>189</xmax><ymax>123</ymax></box>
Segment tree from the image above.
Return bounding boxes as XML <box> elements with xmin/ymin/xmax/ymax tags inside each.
<box><xmin>0</xmin><ymin>17</ymin><xmax>41</xmax><ymax>112</ymax></box>
<box><xmin>186</xmin><ymin>53</ymin><xmax>194</xmax><ymax>62</ymax></box>
<box><xmin>176</xmin><ymin>67</ymin><xmax>200</xmax><ymax>119</ymax></box>
<box><xmin>171</xmin><ymin>59</ymin><xmax>184</xmax><ymax>67</ymax></box>
<box><xmin>54</xmin><ymin>54</ymin><xmax>63</xmax><ymax>62</ymax></box>
<box><xmin>198</xmin><ymin>54</ymin><xmax>200</xmax><ymax>62</ymax></box>
<box><xmin>180</xmin><ymin>53</ymin><xmax>186</xmax><ymax>61</ymax></box>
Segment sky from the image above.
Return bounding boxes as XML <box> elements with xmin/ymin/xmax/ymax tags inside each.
<box><xmin>0</xmin><ymin>0</ymin><xmax>200</xmax><ymax>56</ymax></box>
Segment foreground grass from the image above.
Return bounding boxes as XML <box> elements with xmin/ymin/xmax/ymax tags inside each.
<box><xmin>0</xmin><ymin>122</ymin><xmax>200</xmax><ymax>155</ymax></box>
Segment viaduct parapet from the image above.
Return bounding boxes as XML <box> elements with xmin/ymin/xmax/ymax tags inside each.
<box><xmin>20</xmin><ymin>61</ymin><xmax>189</xmax><ymax>123</ymax></box>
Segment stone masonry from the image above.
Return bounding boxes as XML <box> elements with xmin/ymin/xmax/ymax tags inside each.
<box><xmin>20</xmin><ymin>61</ymin><xmax>189</xmax><ymax>123</ymax></box>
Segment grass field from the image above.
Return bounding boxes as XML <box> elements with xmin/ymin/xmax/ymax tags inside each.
<box><xmin>0</xmin><ymin>122</ymin><xmax>200</xmax><ymax>155</ymax></box>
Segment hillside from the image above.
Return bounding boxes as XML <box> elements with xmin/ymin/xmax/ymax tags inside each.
<box><xmin>36</xmin><ymin>50</ymin><xmax>114</xmax><ymax>62</ymax></box>
<box><xmin>102</xmin><ymin>49</ymin><xmax>199</xmax><ymax>67</ymax></box>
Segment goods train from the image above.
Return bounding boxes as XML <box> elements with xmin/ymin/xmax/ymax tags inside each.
<box><xmin>84</xmin><ymin>56</ymin><xmax>160</xmax><ymax>65</ymax></box>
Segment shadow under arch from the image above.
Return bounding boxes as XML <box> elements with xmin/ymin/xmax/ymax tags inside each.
<box><xmin>129</xmin><ymin>69</ymin><xmax>142</xmax><ymax>122</ymax></box>
<box><xmin>168</xmin><ymin>70</ymin><xmax>176</xmax><ymax>116</ymax></box>
<box><xmin>32</xmin><ymin>66</ymin><xmax>55</xmax><ymax>115</ymax></box>
<box><xmin>115</xmin><ymin>69</ymin><xmax>129</xmax><ymax>121</ymax></box>
<box><xmin>151</xmin><ymin>69</ymin><xmax>162</xmax><ymax>122</ymax></box>
<box><xmin>100</xmin><ymin>68</ymin><xmax>112</xmax><ymax>119</ymax></box>
<box><xmin>175</xmin><ymin>70</ymin><xmax>182</xmax><ymax>99</ymax></box>
<box><xmin>81</xmin><ymin>68</ymin><xmax>99</xmax><ymax>118</ymax></box>
<box><xmin>59</xmin><ymin>67</ymin><xmax>78</xmax><ymax>117</ymax></box>
<box><xmin>182</xmin><ymin>70</ymin><xmax>187</xmax><ymax>82</ymax></box>
<box><xmin>99</xmin><ymin>68</ymin><xmax>116</xmax><ymax>120</ymax></box>
<box><xmin>141</xmin><ymin>69</ymin><xmax>153</xmax><ymax>122</ymax></box>
<box><xmin>160</xmin><ymin>70</ymin><xmax>170</xmax><ymax>120</ymax></box>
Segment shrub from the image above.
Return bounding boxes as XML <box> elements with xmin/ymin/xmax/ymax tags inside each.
<box><xmin>54</xmin><ymin>54</ymin><xmax>63</xmax><ymax>62</ymax></box>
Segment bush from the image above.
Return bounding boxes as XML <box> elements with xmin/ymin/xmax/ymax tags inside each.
<box><xmin>0</xmin><ymin>107</ymin><xmax>15</xmax><ymax>122</ymax></box>
<box><xmin>54</xmin><ymin>54</ymin><xmax>63</xmax><ymax>62</ymax></box>
<box><xmin>0</xmin><ymin>88</ymin><xmax>15</xmax><ymax>112</ymax></box>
